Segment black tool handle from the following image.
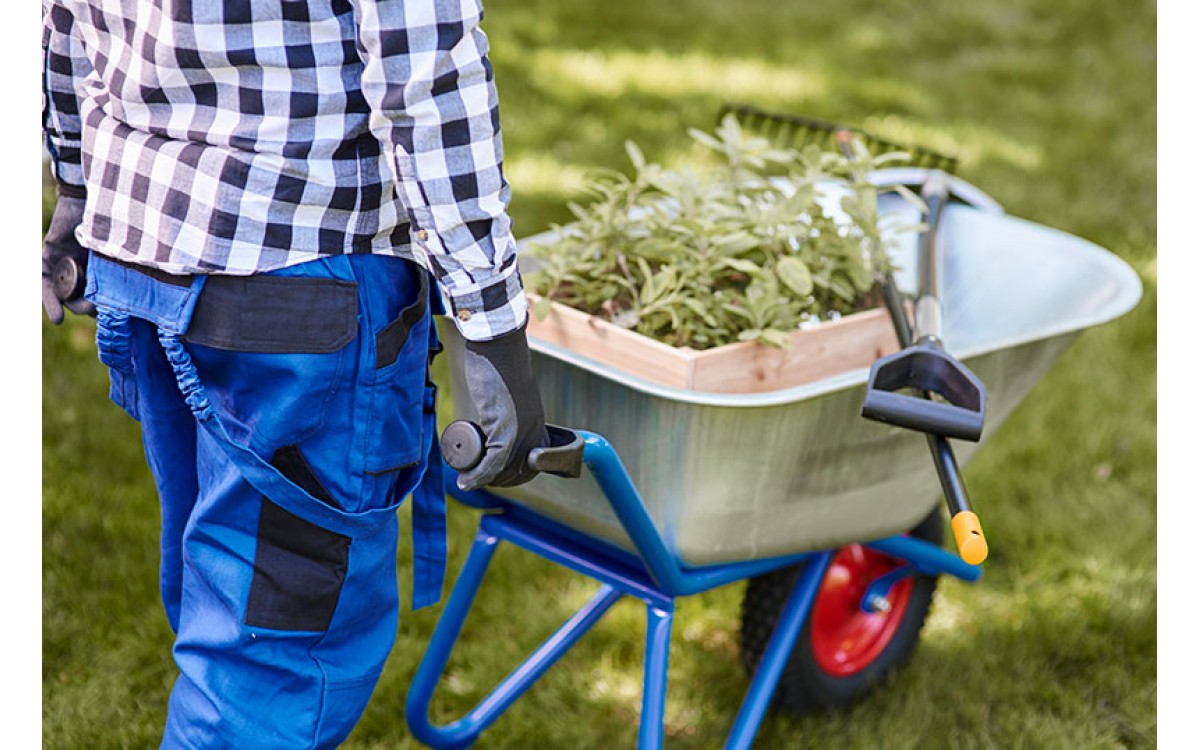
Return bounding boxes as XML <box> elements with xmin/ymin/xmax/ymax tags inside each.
<box><xmin>861</xmin><ymin>390</ymin><xmax>984</xmax><ymax>442</ymax></box>
<box><xmin>861</xmin><ymin>344</ymin><xmax>986</xmax><ymax>442</ymax></box>
<box><xmin>862</xmin><ymin>170</ymin><xmax>989</xmax><ymax>564</ymax></box>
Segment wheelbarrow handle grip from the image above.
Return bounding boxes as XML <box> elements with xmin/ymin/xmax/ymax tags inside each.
<box><xmin>440</xmin><ymin>420</ymin><xmax>584</xmax><ymax>479</ymax></box>
<box><xmin>53</xmin><ymin>256</ymin><xmax>87</xmax><ymax>302</ymax></box>
<box><xmin>440</xmin><ymin>420</ymin><xmax>486</xmax><ymax>472</ymax></box>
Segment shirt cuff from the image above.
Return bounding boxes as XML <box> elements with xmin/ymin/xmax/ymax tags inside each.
<box><xmin>55</xmin><ymin>179</ymin><xmax>87</xmax><ymax>200</ymax></box>
<box><xmin>444</xmin><ymin>265</ymin><xmax>529</xmax><ymax>342</ymax></box>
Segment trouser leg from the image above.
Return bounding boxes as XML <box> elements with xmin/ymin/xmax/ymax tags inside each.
<box><xmin>91</xmin><ymin>254</ymin><xmax>432</xmax><ymax>749</ymax></box>
<box><xmin>163</xmin><ymin>434</ymin><xmax>401</xmax><ymax>749</ymax></box>
<box><xmin>105</xmin><ymin>312</ymin><xmax>199</xmax><ymax>633</ymax></box>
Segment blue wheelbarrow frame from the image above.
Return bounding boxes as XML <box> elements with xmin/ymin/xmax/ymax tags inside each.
<box><xmin>404</xmin><ymin>430</ymin><xmax>981</xmax><ymax>749</ymax></box>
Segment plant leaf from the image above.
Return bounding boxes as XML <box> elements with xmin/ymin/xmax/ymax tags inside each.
<box><xmin>776</xmin><ymin>256</ymin><xmax>814</xmax><ymax>297</ymax></box>
<box><xmin>532</xmin><ymin>296</ymin><xmax>553</xmax><ymax>320</ymax></box>
<box><xmin>625</xmin><ymin>140</ymin><xmax>646</xmax><ymax>171</ymax></box>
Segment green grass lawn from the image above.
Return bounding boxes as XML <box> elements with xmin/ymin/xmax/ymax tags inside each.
<box><xmin>43</xmin><ymin>0</ymin><xmax>1156</xmax><ymax>747</ymax></box>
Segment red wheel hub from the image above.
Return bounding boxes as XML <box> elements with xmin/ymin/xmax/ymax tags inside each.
<box><xmin>809</xmin><ymin>544</ymin><xmax>912</xmax><ymax>677</ymax></box>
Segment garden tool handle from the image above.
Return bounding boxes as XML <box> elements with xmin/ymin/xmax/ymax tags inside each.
<box><xmin>860</xmin><ymin>167</ymin><xmax>988</xmax><ymax>565</ymax></box>
<box><xmin>928</xmin><ymin>433</ymin><xmax>988</xmax><ymax>565</ymax></box>
<box><xmin>914</xmin><ymin>172</ymin><xmax>949</xmax><ymax>346</ymax></box>
<box><xmin>915</xmin><ymin>173</ymin><xmax>988</xmax><ymax>564</ymax></box>
<box><xmin>441</xmin><ymin>420</ymin><xmax>584</xmax><ymax>479</ymax></box>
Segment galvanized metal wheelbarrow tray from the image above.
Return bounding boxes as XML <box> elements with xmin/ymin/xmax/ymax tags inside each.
<box><xmin>404</xmin><ymin>170</ymin><xmax>1142</xmax><ymax>748</ymax></box>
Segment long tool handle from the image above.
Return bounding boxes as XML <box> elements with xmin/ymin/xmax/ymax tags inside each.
<box><xmin>927</xmin><ymin>432</ymin><xmax>987</xmax><ymax>564</ymax></box>
<box><xmin>914</xmin><ymin>175</ymin><xmax>987</xmax><ymax>564</ymax></box>
<box><xmin>914</xmin><ymin>173</ymin><xmax>948</xmax><ymax>346</ymax></box>
<box><xmin>846</xmin><ymin>148</ymin><xmax>987</xmax><ymax>565</ymax></box>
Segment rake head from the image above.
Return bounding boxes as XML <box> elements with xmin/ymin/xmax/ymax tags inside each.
<box><xmin>718</xmin><ymin>104</ymin><xmax>959</xmax><ymax>174</ymax></box>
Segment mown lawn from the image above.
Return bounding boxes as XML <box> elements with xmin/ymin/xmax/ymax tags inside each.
<box><xmin>43</xmin><ymin>0</ymin><xmax>1156</xmax><ymax>747</ymax></box>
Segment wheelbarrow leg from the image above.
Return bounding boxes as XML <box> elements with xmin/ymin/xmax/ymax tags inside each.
<box><xmin>406</xmin><ymin>523</ymin><xmax>625</xmax><ymax>749</ymax></box>
<box><xmin>724</xmin><ymin>551</ymin><xmax>833</xmax><ymax>750</ymax></box>
<box><xmin>639</xmin><ymin>601</ymin><xmax>675</xmax><ymax>750</ymax></box>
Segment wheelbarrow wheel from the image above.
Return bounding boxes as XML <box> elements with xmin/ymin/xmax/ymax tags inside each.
<box><xmin>738</xmin><ymin>508</ymin><xmax>944</xmax><ymax>716</ymax></box>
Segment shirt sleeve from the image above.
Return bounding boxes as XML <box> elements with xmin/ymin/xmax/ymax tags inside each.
<box><xmin>350</xmin><ymin>0</ymin><xmax>527</xmax><ymax>341</ymax></box>
<box><xmin>41</xmin><ymin>0</ymin><xmax>90</xmax><ymax>199</ymax></box>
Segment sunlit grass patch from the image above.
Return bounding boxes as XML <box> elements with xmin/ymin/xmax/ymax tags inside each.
<box><xmin>531</xmin><ymin>47</ymin><xmax>829</xmax><ymax>104</ymax></box>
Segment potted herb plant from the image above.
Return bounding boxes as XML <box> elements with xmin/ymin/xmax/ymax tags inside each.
<box><xmin>521</xmin><ymin>115</ymin><xmax>922</xmax><ymax>393</ymax></box>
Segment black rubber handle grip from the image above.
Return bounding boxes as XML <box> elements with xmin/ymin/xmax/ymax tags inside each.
<box><xmin>861</xmin><ymin>390</ymin><xmax>984</xmax><ymax>442</ymax></box>
<box><xmin>440</xmin><ymin>421</ymin><xmax>584</xmax><ymax>479</ymax></box>
<box><xmin>53</xmin><ymin>256</ymin><xmax>86</xmax><ymax>302</ymax></box>
<box><xmin>861</xmin><ymin>344</ymin><xmax>986</xmax><ymax>442</ymax></box>
<box><xmin>441</xmin><ymin>420</ymin><xmax>486</xmax><ymax>472</ymax></box>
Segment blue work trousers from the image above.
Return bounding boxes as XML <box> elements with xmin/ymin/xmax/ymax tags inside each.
<box><xmin>85</xmin><ymin>252</ymin><xmax>446</xmax><ymax>749</ymax></box>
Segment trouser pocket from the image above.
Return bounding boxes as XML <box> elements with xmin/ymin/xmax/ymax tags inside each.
<box><xmin>184</xmin><ymin>266</ymin><xmax>359</xmax><ymax>449</ymax></box>
<box><xmin>358</xmin><ymin>259</ymin><xmax>431</xmax><ymax>477</ymax></box>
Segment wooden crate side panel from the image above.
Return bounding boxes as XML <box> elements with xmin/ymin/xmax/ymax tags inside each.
<box><xmin>525</xmin><ymin>296</ymin><xmax>899</xmax><ymax>394</ymax></box>
<box><xmin>525</xmin><ymin>296</ymin><xmax>695</xmax><ymax>389</ymax></box>
<box><xmin>688</xmin><ymin>308</ymin><xmax>900</xmax><ymax>393</ymax></box>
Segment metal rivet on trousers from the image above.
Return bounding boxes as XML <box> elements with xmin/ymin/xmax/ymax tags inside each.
<box><xmin>457</xmin><ymin>309</ymin><xmax>472</xmax><ymax>322</ymax></box>
<box><xmin>417</xmin><ymin>229</ymin><xmax>429</xmax><ymax>241</ymax></box>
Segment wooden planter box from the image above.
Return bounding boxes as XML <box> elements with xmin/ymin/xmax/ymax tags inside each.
<box><xmin>526</xmin><ymin>295</ymin><xmax>901</xmax><ymax>394</ymax></box>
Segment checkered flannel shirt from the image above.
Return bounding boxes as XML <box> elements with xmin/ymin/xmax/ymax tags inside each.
<box><xmin>41</xmin><ymin>0</ymin><xmax>527</xmax><ymax>340</ymax></box>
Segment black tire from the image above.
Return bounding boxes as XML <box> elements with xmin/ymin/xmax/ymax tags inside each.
<box><xmin>738</xmin><ymin>509</ymin><xmax>944</xmax><ymax>716</ymax></box>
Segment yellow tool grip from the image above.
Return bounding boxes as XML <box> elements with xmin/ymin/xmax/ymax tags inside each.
<box><xmin>951</xmin><ymin>511</ymin><xmax>988</xmax><ymax>565</ymax></box>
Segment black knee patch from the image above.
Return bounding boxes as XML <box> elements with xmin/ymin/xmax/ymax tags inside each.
<box><xmin>244</xmin><ymin>446</ymin><xmax>350</xmax><ymax>632</ymax></box>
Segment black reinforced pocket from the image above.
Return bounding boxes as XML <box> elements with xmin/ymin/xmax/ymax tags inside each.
<box><xmin>374</xmin><ymin>273</ymin><xmax>428</xmax><ymax>370</ymax></box>
<box><xmin>244</xmin><ymin>446</ymin><xmax>350</xmax><ymax>632</ymax></box>
<box><xmin>363</xmin><ymin>271</ymin><xmax>430</xmax><ymax>475</ymax></box>
<box><xmin>186</xmin><ymin>275</ymin><xmax>359</xmax><ymax>354</ymax></box>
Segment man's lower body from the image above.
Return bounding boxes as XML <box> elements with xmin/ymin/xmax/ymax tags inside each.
<box><xmin>86</xmin><ymin>251</ymin><xmax>440</xmax><ymax>749</ymax></box>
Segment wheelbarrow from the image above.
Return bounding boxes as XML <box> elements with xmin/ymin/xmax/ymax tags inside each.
<box><xmin>403</xmin><ymin>155</ymin><xmax>1142</xmax><ymax>747</ymax></box>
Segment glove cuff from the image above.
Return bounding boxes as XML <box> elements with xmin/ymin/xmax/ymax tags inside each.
<box><xmin>55</xmin><ymin>182</ymin><xmax>87</xmax><ymax>201</ymax></box>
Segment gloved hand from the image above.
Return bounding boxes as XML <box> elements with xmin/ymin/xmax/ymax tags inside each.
<box><xmin>42</xmin><ymin>193</ymin><xmax>96</xmax><ymax>324</ymax></box>
<box><xmin>456</xmin><ymin>324</ymin><xmax>549</xmax><ymax>491</ymax></box>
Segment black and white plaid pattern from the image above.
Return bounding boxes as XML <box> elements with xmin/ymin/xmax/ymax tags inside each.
<box><xmin>41</xmin><ymin>0</ymin><xmax>526</xmax><ymax>340</ymax></box>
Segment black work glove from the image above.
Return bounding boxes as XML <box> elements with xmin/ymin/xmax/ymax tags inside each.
<box><xmin>457</xmin><ymin>324</ymin><xmax>550</xmax><ymax>491</ymax></box>
<box><xmin>42</xmin><ymin>193</ymin><xmax>96</xmax><ymax>324</ymax></box>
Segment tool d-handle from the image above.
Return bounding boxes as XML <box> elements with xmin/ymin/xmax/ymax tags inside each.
<box><xmin>861</xmin><ymin>168</ymin><xmax>989</xmax><ymax>566</ymax></box>
<box><xmin>440</xmin><ymin>421</ymin><xmax>584</xmax><ymax>479</ymax></box>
